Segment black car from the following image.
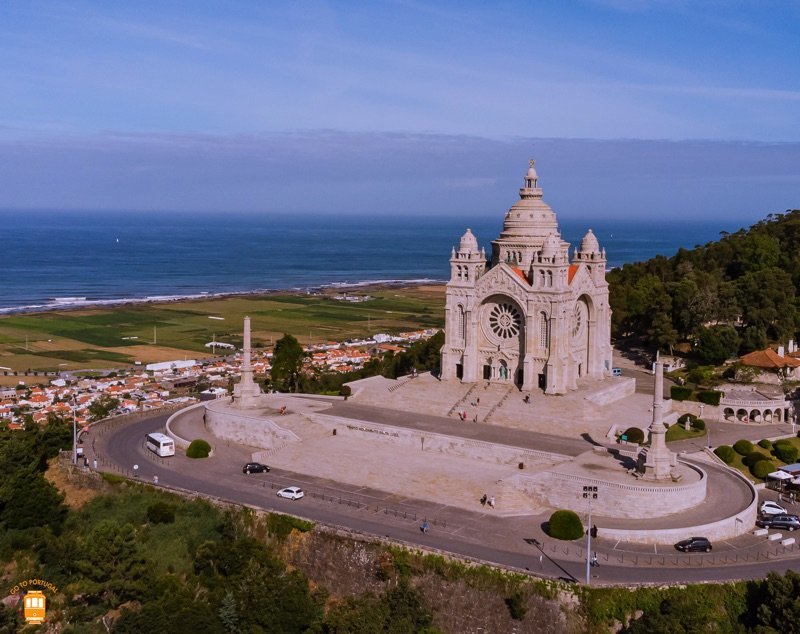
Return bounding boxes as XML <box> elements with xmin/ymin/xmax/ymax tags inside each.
<box><xmin>674</xmin><ymin>537</ymin><xmax>712</xmax><ymax>553</ymax></box>
<box><xmin>242</xmin><ymin>462</ymin><xmax>270</xmax><ymax>474</ymax></box>
<box><xmin>757</xmin><ymin>514</ymin><xmax>800</xmax><ymax>531</ymax></box>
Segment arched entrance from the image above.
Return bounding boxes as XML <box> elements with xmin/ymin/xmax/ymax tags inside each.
<box><xmin>478</xmin><ymin>295</ymin><xmax>525</xmax><ymax>386</ymax></box>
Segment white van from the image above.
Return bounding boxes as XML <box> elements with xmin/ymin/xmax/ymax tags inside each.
<box><xmin>145</xmin><ymin>432</ymin><xmax>175</xmax><ymax>457</ymax></box>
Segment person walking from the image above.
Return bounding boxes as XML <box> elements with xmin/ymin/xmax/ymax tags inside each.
<box><xmin>590</xmin><ymin>552</ymin><xmax>599</xmax><ymax>567</ymax></box>
<box><xmin>489</xmin><ymin>496</ymin><xmax>495</xmax><ymax>509</ymax></box>
<box><xmin>421</xmin><ymin>520</ymin><xmax>429</xmax><ymax>534</ymax></box>
<box><xmin>480</xmin><ymin>494</ymin><xmax>487</xmax><ymax>506</ymax></box>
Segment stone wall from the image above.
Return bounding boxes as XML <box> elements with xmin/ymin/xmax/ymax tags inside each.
<box><xmin>203</xmin><ymin>399</ymin><xmax>300</xmax><ymax>451</ymax></box>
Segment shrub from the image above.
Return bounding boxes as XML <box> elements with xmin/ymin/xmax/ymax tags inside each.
<box><xmin>759</xmin><ymin>439</ymin><xmax>773</xmax><ymax>449</ymax></box>
<box><xmin>147</xmin><ymin>501</ymin><xmax>176</xmax><ymax>524</ymax></box>
<box><xmin>677</xmin><ymin>413</ymin><xmax>697</xmax><ymax>426</ymax></box>
<box><xmin>714</xmin><ymin>445</ymin><xmax>735</xmax><ymax>464</ymax></box>
<box><xmin>266</xmin><ymin>513</ymin><xmax>314</xmax><ymax>540</ymax></box>
<box><xmin>744</xmin><ymin>451</ymin><xmax>768</xmax><ymax>467</ymax></box>
<box><xmin>751</xmin><ymin>459</ymin><xmax>774</xmax><ymax>479</ymax></box>
<box><xmin>774</xmin><ymin>444</ymin><xmax>799</xmax><ymax>464</ymax></box>
<box><xmin>733</xmin><ymin>439</ymin><xmax>754</xmax><ymax>456</ymax></box>
<box><xmin>186</xmin><ymin>439</ymin><xmax>211</xmax><ymax>459</ymax></box>
<box><xmin>691</xmin><ymin>418</ymin><xmax>706</xmax><ymax>431</ymax></box>
<box><xmin>670</xmin><ymin>386</ymin><xmax>693</xmax><ymax>401</ymax></box>
<box><xmin>774</xmin><ymin>438</ymin><xmax>793</xmax><ymax>448</ymax></box>
<box><xmin>548</xmin><ymin>510</ymin><xmax>584</xmax><ymax>541</ymax></box>
<box><xmin>505</xmin><ymin>592</ymin><xmax>527</xmax><ymax>620</ymax></box>
<box><xmin>697</xmin><ymin>390</ymin><xmax>722</xmax><ymax>406</ymax></box>
<box><xmin>622</xmin><ymin>427</ymin><xmax>645</xmax><ymax>444</ymax></box>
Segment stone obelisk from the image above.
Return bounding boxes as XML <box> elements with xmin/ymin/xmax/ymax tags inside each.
<box><xmin>233</xmin><ymin>316</ymin><xmax>263</xmax><ymax>408</ymax></box>
<box><xmin>639</xmin><ymin>360</ymin><xmax>677</xmax><ymax>480</ymax></box>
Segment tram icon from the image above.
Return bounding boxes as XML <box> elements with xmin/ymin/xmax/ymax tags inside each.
<box><xmin>23</xmin><ymin>590</ymin><xmax>46</xmax><ymax>624</ymax></box>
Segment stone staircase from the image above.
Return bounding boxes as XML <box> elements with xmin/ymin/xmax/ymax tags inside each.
<box><xmin>250</xmin><ymin>413</ymin><xmax>330</xmax><ymax>461</ymax></box>
<box><xmin>449</xmin><ymin>383</ymin><xmax>515</xmax><ymax>423</ymax></box>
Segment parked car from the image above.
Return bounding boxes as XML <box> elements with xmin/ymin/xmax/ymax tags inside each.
<box><xmin>760</xmin><ymin>500</ymin><xmax>788</xmax><ymax>516</ymax></box>
<box><xmin>674</xmin><ymin>537</ymin><xmax>712</xmax><ymax>552</ymax></box>
<box><xmin>612</xmin><ymin>367</ymin><xmax>622</xmax><ymax>377</ymax></box>
<box><xmin>756</xmin><ymin>514</ymin><xmax>800</xmax><ymax>531</ymax></box>
<box><xmin>276</xmin><ymin>486</ymin><xmax>305</xmax><ymax>500</ymax></box>
<box><xmin>242</xmin><ymin>462</ymin><xmax>270</xmax><ymax>474</ymax></box>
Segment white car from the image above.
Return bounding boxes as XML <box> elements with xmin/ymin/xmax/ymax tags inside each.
<box><xmin>276</xmin><ymin>486</ymin><xmax>305</xmax><ymax>501</ymax></box>
<box><xmin>761</xmin><ymin>500</ymin><xmax>788</xmax><ymax>516</ymax></box>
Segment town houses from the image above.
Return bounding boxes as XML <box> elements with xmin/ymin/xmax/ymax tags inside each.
<box><xmin>0</xmin><ymin>328</ymin><xmax>439</xmax><ymax>429</ymax></box>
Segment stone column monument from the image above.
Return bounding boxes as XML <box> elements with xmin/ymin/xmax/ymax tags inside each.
<box><xmin>638</xmin><ymin>361</ymin><xmax>678</xmax><ymax>480</ymax></box>
<box><xmin>233</xmin><ymin>316</ymin><xmax>263</xmax><ymax>408</ymax></box>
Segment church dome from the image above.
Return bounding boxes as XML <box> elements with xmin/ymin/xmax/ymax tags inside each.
<box><xmin>580</xmin><ymin>229</ymin><xmax>600</xmax><ymax>254</ymax></box>
<box><xmin>459</xmin><ymin>228</ymin><xmax>479</xmax><ymax>252</ymax></box>
<box><xmin>497</xmin><ymin>160</ymin><xmax>559</xmax><ymax>243</ymax></box>
<box><xmin>541</xmin><ymin>233</ymin><xmax>560</xmax><ymax>259</ymax></box>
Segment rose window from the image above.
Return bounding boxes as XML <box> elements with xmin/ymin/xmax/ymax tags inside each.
<box><xmin>489</xmin><ymin>303</ymin><xmax>522</xmax><ymax>339</ymax></box>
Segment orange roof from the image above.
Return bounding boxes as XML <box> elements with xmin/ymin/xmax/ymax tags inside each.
<box><xmin>740</xmin><ymin>348</ymin><xmax>800</xmax><ymax>369</ymax></box>
<box><xmin>509</xmin><ymin>267</ymin><xmax>529</xmax><ymax>284</ymax></box>
<box><xmin>568</xmin><ymin>264</ymin><xmax>579</xmax><ymax>284</ymax></box>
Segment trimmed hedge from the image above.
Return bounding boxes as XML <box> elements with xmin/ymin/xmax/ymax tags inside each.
<box><xmin>697</xmin><ymin>390</ymin><xmax>722</xmax><ymax>406</ymax></box>
<box><xmin>751</xmin><ymin>459</ymin><xmax>774</xmax><ymax>479</ymax></box>
<box><xmin>186</xmin><ymin>438</ymin><xmax>211</xmax><ymax>459</ymax></box>
<box><xmin>622</xmin><ymin>427</ymin><xmax>645</xmax><ymax>444</ymax></box>
<box><xmin>691</xmin><ymin>418</ymin><xmax>706</xmax><ymax>431</ymax></box>
<box><xmin>743</xmin><ymin>451</ymin><xmax>769</xmax><ymax>467</ymax></box>
<box><xmin>733</xmin><ymin>439</ymin><xmax>754</xmax><ymax>456</ymax></box>
<box><xmin>714</xmin><ymin>445</ymin><xmax>735</xmax><ymax>464</ymax></box>
<box><xmin>758</xmin><ymin>439</ymin><xmax>773</xmax><ymax>449</ymax></box>
<box><xmin>774</xmin><ymin>438</ymin><xmax>793</xmax><ymax>448</ymax></box>
<box><xmin>677</xmin><ymin>413</ymin><xmax>697</xmax><ymax>425</ymax></box>
<box><xmin>670</xmin><ymin>386</ymin><xmax>693</xmax><ymax>401</ymax></box>
<box><xmin>548</xmin><ymin>510</ymin><xmax>584</xmax><ymax>541</ymax></box>
<box><xmin>774</xmin><ymin>444</ymin><xmax>799</xmax><ymax>464</ymax></box>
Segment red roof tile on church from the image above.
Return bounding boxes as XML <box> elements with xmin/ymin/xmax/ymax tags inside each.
<box><xmin>510</xmin><ymin>267</ymin><xmax>529</xmax><ymax>284</ymax></box>
<box><xmin>568</xmin><ymin>265</ymin><xmax>579</xmax><ymax>284</ymax></box>
<box><xmin>740</xmin><ymin>348</ymin><xmax>800</xmax><ymax>369</ymax></box>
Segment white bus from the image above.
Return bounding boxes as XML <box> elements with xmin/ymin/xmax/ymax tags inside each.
<box><xmin>145</xmin><ymin>432</ymin><xmax>175</xmax><ymax>457</ymax></box>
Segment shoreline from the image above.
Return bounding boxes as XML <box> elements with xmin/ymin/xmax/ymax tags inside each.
<box><xmin>0</xmin><ymin>278</ymin><xmax>447</xmax><ymax>318</ymax></box>
<box><xmin>0</xmin><ymin>278</ymin><xmax>446</xmax><ymax>316</ymax></box>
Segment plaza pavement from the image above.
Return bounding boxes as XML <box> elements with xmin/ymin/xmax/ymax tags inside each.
<box><xmin>170</xmin><ymin>368</ymin><xmax>776</xmax><ymax>536</ymax></box>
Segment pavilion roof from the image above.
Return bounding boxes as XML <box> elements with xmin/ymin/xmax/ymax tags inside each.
<box><xmin>739</xmin><ymin>348</ymin><xmax>800</xmax><ymax>369</ymax></box>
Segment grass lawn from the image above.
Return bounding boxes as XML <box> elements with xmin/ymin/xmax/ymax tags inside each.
<box><xmin>665</xmin><ymin>424</ymin><xmax>706</xmax><ymax>442</ymax></box>
<box><xmin>0</xmin><ymin>285</ymin><xmax>446</xmax><ymax>372</ymax></box>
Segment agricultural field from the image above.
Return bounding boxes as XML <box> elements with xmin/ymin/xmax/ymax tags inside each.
<box><xmin>0</xmin><ymin>285</ymin><xmax>445</xmax><ymax>374</ymax></box>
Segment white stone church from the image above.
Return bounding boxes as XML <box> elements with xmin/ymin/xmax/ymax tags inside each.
<box><xmin>440</xmin><ymin>161</ymin><xmax>613</xmax><ymax>394</ymax></box>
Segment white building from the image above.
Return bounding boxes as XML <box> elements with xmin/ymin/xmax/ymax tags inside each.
<box><xmin>440</xmin><ymin>160</ymin><xmax>613</xmax><ymax>394</ymax></box>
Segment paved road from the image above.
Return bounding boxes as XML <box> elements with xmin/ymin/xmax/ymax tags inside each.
<box><xmin>91</xmin><ymin>410</ymin><xmax>800</xmax><ymax>586</ymax></box>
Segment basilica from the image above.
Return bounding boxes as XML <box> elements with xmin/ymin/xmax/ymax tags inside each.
<box><xmin>440</xmin><ymin>161</ymin><xmax>613</xmax><ymax>394</ymax></box>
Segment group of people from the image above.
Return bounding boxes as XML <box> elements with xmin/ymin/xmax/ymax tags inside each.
<box><xmin>480</xmin><ymin>494</ymin><xmax>495</xmax><ymax>508</ymax></box>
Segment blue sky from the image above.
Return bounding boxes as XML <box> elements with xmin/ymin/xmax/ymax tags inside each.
<box><xmin>1</xmin><ymin>1</ymin><xmax>799</xmax><ymax>219</ymax></box>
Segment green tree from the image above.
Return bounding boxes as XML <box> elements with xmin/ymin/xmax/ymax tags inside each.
<box><xmin>73</xmin><ymin>520</ymin><xmax>150</xmax><ymax>607</ymax></box>
<box><xmin>88</xmin><ymin>395</ymin><xmax>120</xmax><ymax>421</ymax></box>
<box><xmin>694</xmin><ymin>325</ymin><xmax>740</xmax><ymax>365</ymax></box>
<box><xmin>0</xmin><ymin>466</ymin><xmax>66</xmax><ymax>532</ymax></box>
<box><xmin>755</xmin><ymin>570</ymin><xmax>800</xmax><ymax>631</ymax></box>
<box><xmin>270</xmin><ymin>334</ymin><xmax>305</xmax><ymax>392</ymax></box>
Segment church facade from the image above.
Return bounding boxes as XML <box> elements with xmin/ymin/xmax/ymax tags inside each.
<box><xmin>440</xmin><ymin>161</ymin><xmax>613</xmax><ymax>394</ymax></box>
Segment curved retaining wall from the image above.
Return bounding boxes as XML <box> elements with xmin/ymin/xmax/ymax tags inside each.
<box><xmin>165</xmin><ymin>402</ymin><xmax>205</xmax><ymax>450</ymax></box>
<box><xmin>507</xmin><ymin>461</ymin><xmax>707</xmax><ymax>520</ymax></box>
<box><xmin>599</xmin><ymin>464</ymin><xmax>758</xmax><ymax>544</ymax></box>
<box><xmin>203</xmin><ymin>398</ymin><xmax>300</xmax><ymax>451</ymax></box>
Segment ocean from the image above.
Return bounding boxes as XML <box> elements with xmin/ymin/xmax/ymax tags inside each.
<box><xmin>0</xmin><ymin>210</ymin><xmax>745</xmax><ymax>314</ymax></box>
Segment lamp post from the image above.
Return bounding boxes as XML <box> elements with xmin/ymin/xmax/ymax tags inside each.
<box><xmin>583</xmin><ymin>485</ymin><xmax>598</xmax><ymax>584</ymax></box>
<box><xmin>72</xmin><ymin>397</ymin><xmax>77</xmax><ymax>465</ymax></box>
